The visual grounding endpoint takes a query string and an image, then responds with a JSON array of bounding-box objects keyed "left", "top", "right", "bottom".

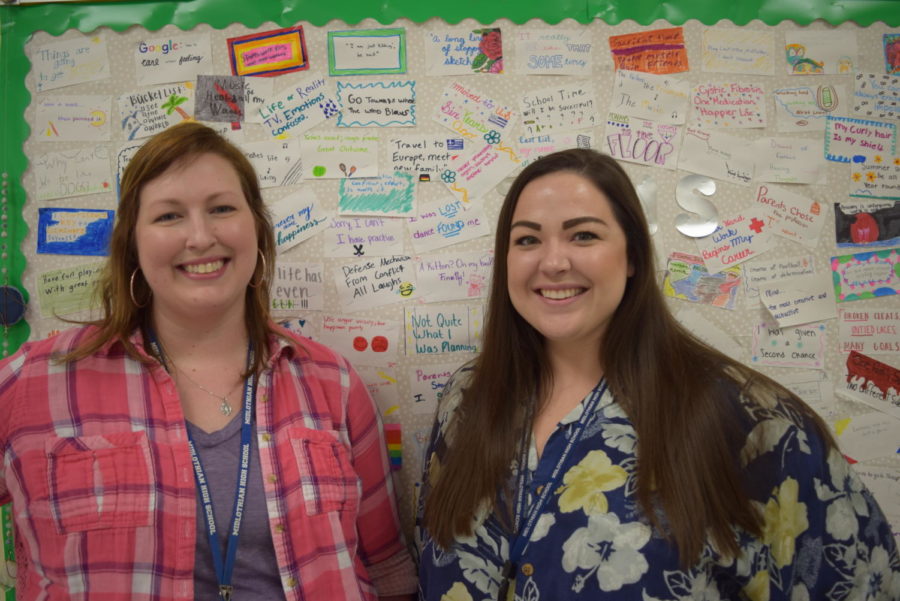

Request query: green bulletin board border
[{"left": 1, "top": 0, "right": 899, "bottom": 353}]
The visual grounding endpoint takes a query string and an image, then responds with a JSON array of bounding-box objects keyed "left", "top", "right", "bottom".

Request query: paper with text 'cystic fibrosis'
[
  {"left": 333, "top": 255, "right": 416, "bottom": 311},
  {"left": 753, "top": 137, "right": 827, "bottom": 183},
  {"left": 433, "top": 82, "right": 517, "bottom": 141},
  {"left": 677, "top": 127, "right": 754, "bottom": 186},
  {"left": 511, "top": 29, "right": 592, "bottom": 77},
  {"left": 33, "top": 34, "right": 110, "bottom": 93},
  {"left": 408, "top": 361, "right": 462, "bottom": 416},
  {"left": 519, "top": 81, "right": 597, "bottom": 138},
  {"left": 117, "top": 82, "right": 194, "bottom": 140},
  {"left": 408, "top": 198, "right": 489, "bottom": 253},
  {"left": 271, "top": 261, "right": 323, "bottom": 314},
  {"left": 753, "top": 185, "right": 827, "bottom": 248},
  {"left": 842, "top": 351, "right": 900, "bottom": 419},
  {"left": 319, "top": 314, "right": 401, "bottom": 366},
  {"left": 33, "top": 147, "right": 112, "bottom": 202},
  {"left": 260, "top": 76, "right": 339, "bottom": 138},
  {"left": 751, "top": 317, "right": 826, "bottom": 370},
  {"left": 339, "top": 172, "right": 415, "bottom": 217},
  {"left": 37, "top": 208, "right": 114, "bottom": 257},
  {"left": 414, "top": 250, "right": 494, "bottom": 304},
  {"left": 604, "top": 113, "right": 681, "bottom": 170},
  {"left": 610, "top": 69, "right": 690, "bottom": 125},
  {"left": 784, "top": 30, "right": 857, "bottom": 75},
  {"left": 324, "top": 216, "right": 404, "bottom": 258},
  {"left": 839, "top": 308, "right": 900, "bottom": 355},
  {"left": 270, "top": 189, "right": 329, "bottom": 253},
  {"left": 388, "top": 134, "right": 467, "bottom": 181},
  {"left": 831, "top": 248, "right": 900, "bottom": 303},
  {"left": 824, "top": 116, "right": 897, "bottom": 163},
  {"left": 695, "top": 206, "right": 774, "bottom": 274},
  {"left": 700, "top": 29, "right": 775, "bottom": 75},
  {"left": 662, "top": 252, "right": 741, "bottom": 311},
  {"left": 37, "top": 262, "right": 104, "bottom": 318},
  {"left": 773, "top": 85, "right": 848, "bottom": 133},
  {"left": 761, "top": 273, "right": 837, "bottom": 328},
  {"left": 835, "top": 201, "right": 900, "bottom": 250},
  {"left": 242, "top": 139, "right": 303, "bottom": 188},
  {"left": 337, "top": 81, "right": 415, "bottom": 127},
  {"left": 741, "top": 254, "right": 815, "bottom": 300},
  {"left": 405, "top": 305, "right": 483, "bottom": 356},
  {"left": 301, "top": 132, "right": 379, "bottom": 179},
  {"left": 134, "top": 33, "right": 211, "bottom": 87},
  {"left": 35, "top": 95, "right": 111, "bottom": 142},
  {"left": 691, "top": 82, "right": 766, "bottom": 129}
]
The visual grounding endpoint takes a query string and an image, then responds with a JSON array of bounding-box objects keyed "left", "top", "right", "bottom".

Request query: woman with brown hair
[
  {"left": 416, "top": 149, "right": 898, "bottom": 600},
  {"left": 0, "top": 122, "right": 415, "bottom": 601}
]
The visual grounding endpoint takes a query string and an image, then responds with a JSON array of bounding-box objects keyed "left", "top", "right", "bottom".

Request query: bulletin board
[{"left": 1, "top": 0, "right": 899, "bottom": 554}]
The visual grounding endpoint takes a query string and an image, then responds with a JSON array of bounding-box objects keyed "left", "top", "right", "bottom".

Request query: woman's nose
[
  {"left": 185, "top": 215, "right": 216, "bottom": 249},
  {"left": 540, "top": 240, "right": 570, "bottom": 273}
]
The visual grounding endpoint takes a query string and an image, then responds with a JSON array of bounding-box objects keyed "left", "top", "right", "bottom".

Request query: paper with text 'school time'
[
  {"left": 408, "top": 362, "right": 462, "bottom": 416},
  {"left": 441, "top": 143, "right": 521, "bottom": 204},
  {"left": 339, "top": 172, "right": 415, "bottom": 217},
  {"left": 408, "top": 197, "right": 490, "bottom": 253},
  {"left": 511, "top": 29, "right": 592, "bottom": 77},
  {"left": 517, "top": 131, "right": 596, "bottom": 167},
  {"left": 773, "top": 85, "right": 847, "bottom": 133},
  {"left": 753, "top": 137, "right": 827, "bottom": 184},
  {"left": 751, "top": 317, "right": 826, "bottom": 370},
  {"left": 117, "top": 83, "right": 195, "bottom": 140},
  {"left": 519, "top": 81, "right": 598, "bottom": 137},
  {"left": 662, "top": 252, "right": 741, "bottom": 310},
  {"left": 831, "top": 248, "right": 900, "bottom": 303},
  {"left": 825, "top": 116, "right": 897, "bottom": 163},
  {"left": 610, "top": 70, "right": 690, "bottom": 125},
  {"left": 242, "top": 139, "right": 303, "bottom": 188},
  {"left": 761, "top": 273, "right": 837, "bottom": 328},
  {"left": 33, "top": 34, "right": 109, "bottom": 93},
  {"left": 320, "top": 314, "right": 401, "bottom": 365},
  {"left": 301, "top": 132, "right": 378, "bottom": 179},
  {"left": 37, "top": 208, "right": 114, "bottom": 257},
  {"left": 259, "top": 76, "right": 339, "bottom": 138},
  {"left": 696, "top": 206, "right": 774, "bottom": 274},
  {"left": 388, "top": 134, "right": 467, "bottom": 181},
  {"left": 742, "top": 254, "right": 815, "bottom": 301},
  {"left": 333, "top": 255, "right": 416, "bottom": 312},
  {"left": 677, "top": 127, "right": 754, "bottom": 186},
  {"left": 604, "top": 113, "right": 681, "bottom": 170},
  {"left": 37, "top": 262, "right": 104, "bottom": 318},
  {"left": 35, "top": 95, "right": 111, "bottom": 142},
  {"left": 839, "top": 308, "right": 900, "bottom": 355},
  {"left": 133, "top": 33, "right": 211, "bottom": 87},
  {"left": 853, "top": 73, "right": 900, "bottom": 121},
  {"left": 270, "top": 261, "right": 324, "bottom": 314},
  {"left": 327, "top": 28, "right": 406, "bottom": 76},
  {"left": 701, "top": 29, "right": 775, "bottom": 75},
  {"left": 424, "top": 28, "right": 504, "bottom": 76},
  {"left": 433, "top": 82, "right": 517, "bottom": 142},
  {"left": 753, "top": 185, "right": 827, "bottom": 248},
  {"left": 784, "top": 30, "right": 857, "bottom": 75},
  {"left": 835, "top": 201, "right": 900, "bottom": 250},
  {"left": 269, "top": 189, "right": 329, "bottom": 253},
  {"left": 691, "top": 82, "right": 766, "bottom": 128},
  {"left": 33, "top": 146, "right": 112, "bottom": 202},
  {"left": 324, "top": 216, "right": 404, "bottom": 258},
  {"left": 608, "top": 27, "right": 688, "bottom": 75},
  {"left": 848, "top": 156, "right": 900, "bottom": 201},
  {"left": 842, "top": 350, "right": 900, "bottom": 419},
  {"left": 337, "top": 81, "right": 415, "bottom": 127},
  {"left": 405, "top": 304, "right": 483, "bottom": 355},
  {"left": 414, "top": 250, "right": 494, "bottom": 304}
]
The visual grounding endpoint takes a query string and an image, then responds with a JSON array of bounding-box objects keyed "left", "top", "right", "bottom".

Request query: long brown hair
[
  {"left": 423, "top": 149, "right": 835, "bottom": 565},
  {"left": 62, "top": 121, "right": 277, "bottom": 376}
]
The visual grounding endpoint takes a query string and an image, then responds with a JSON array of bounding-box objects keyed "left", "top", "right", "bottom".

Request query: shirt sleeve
[
  {"left": 0, "top": 346, "right": 28, "bottom": 506},
  {"left": 343, "top": 359, "right": 417, "bottom": 596}
]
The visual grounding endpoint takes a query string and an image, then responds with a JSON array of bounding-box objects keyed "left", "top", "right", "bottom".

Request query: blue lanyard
[
  {"left": 148, "top": 332, "right": 256, "bottom": 601},
  {"left": 500, "top": 379, "right": 608, "bottom": 594}
]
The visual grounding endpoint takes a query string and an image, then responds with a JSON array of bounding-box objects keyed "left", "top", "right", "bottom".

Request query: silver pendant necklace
[{"left": 173, "top": 363, "right": 239, "bottom": 416}]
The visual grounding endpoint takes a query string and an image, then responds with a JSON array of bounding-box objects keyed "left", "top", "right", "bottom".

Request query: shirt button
[
  {"left": 261, "top": 433, "right": 272, "bottom": 442},
  {"left": 275, "top": 523, "right": 285, "bottom": 533},
  {"left": 268, "top": 474, "right": 277, "bottom": 483},
  {"left": 521, "top": 563, "right": 534, "bottom": 576},
  {"left": 259, "top": 393, "right": 269, "bottom": 403},
  {"left": 286, "top": 577, "right": 297, "bottom": 588}
]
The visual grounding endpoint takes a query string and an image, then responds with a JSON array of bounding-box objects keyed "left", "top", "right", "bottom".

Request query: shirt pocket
[
  {"left": 44, "top": 431, "right": 156, "bottom": 534},
  {"left": 288, "top": 427, "right": 360, "bottom": 515}
]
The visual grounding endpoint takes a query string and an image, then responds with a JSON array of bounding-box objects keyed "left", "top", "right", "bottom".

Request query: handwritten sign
[
  {"left": 271, "top": 261, "right": 324, "bottom": 314},
  {"left": 37, "top": 262, "right": 104, "bottom": 317},
  {"left": 696, "top": 206, "right": 774, "bottom": 273},
  {"left": 407, "top": 362, "right": 460, "bottom": 415},
  {"left": 388, "top": 134, "right": 467, "bottom": 181},
  {"left": 441, "top": 143, "right": 521, "bottom": 204},
  {"left": 781, "top": 371, "right": 837, "bottom": 419},
  {"left": 434, "top": 82, "right": 517, "bottom": 141},
  {"left": 414, "top": 250, "right": 494, "bottom": 303},
  {"left": 302, "top": 132, "right": 378, "bottom": 179},
  {"left": 33, "top": 147, "right": 111, "bottom": 202},
  {"left": 337, "top": 81, "right": 415, "bottom": 127},
  {"left": 662, "top": 252, "right": 741, "bottom": 310},
  {"left": 242, "top": 139, "right": 303, "bottom": 188},
  {"left": 260, "top": 76, "right": 339, "bottom": 138},
  {"left": 425, "top": 28, "right": 503, "bottom": 75},
  {"left": 785, "top": 30, "right": 856, "bottom": 75},
  {"left": 773, "top": 85, "right": 847, "bottom": 132},
  {"left": 692, "top": 82, "right": 766, "bottom": 128},
  {"left": 33, "top": 34, "right": 109, "bottom": 92},
  {"left": 742, "top": 254, "right": 815, "bottom": 300},
  {"left": 611, "top": 70, "right": 690, "bottom": 124},
  {"left": 754, "top": 185, "right": 827, "bottom": 247},
  {"left": 604, "top": 113, "right": 681, "bottom": 169},
  {"left": 227, "top": 26, "right": 309, "bottom": 77},
  {"left": 842, "top": 351, "right": 900, "bottom": 419},
  {"left": 37, "top": 208, "right": 114, "bottom": 256},
  {"left": 408, "top": 198, "right": 489, "bottom": 253},
  {"left": 117, "top": 82, "right": 194, "bottom": 140},
  {"left": 35, "top": 95, "right": 111, "bottom": 141},
  {"left": 339, "top": 172, "right": 415, "bottom": 217},
  {"left": 517, "top": 131, "right": 595, "bottom": 167},
  {"left": 751, "top": 318, "right": 826, "bottom": 369},
  {"left": 195, "top": 75, "right": 245, "bottom": 124},
  {"left": 835, "top": 201, "right": 900, "bottom": 249},
  {"left": 853, "top": 73, "right": 900, "bottom": 121},
  {"left": 753, "top": 137, "right": 827, "bottom": 183},
  {"left": 760, "top": 274, "right": 836, "bottom": 327},
  {"left": 701, "top": 29, "right": 774, "bottom": 75},
  {"left": 848, "top": 155, "right": 900, "bottom": 200},
  {"left": 328, "top": 28, "right": 406, "bottom": 75},
  {"left": 270, "top": 189, "right": 328, "bottom": 253},
  {"left": 333, "top": 255, "right": 416, "bottom": 311},
  {"left": 831, "top": 248, "right": 900, "bottom": 303},
  {"left": 678, "top": 127, "right": 753, "bottom": 185},
  {"left": 405, "top": 305, "right": 483, "bottom": 355},
  {"left": 825, "top": 116, "right": 897, "bottom": 163},
  {"left": 839, "top": 308, "right": 900, "bottom": 355},
  {"left": 519, "top": 81, "right": 598, "bottom": 137},
  {"left": 608, "top": 27, "right": 688, "bottom": 74},
  {"left": 320, "top": 314, "right": 400, "bottom": 364},
  {"left": 834, "top": 411, "right": 900, "bottom": 462},
  {"left": 278, "top": 316, "right": 320, "bottom": 341},
  {"left": 356, "top": 364, "right": 400, "bottom": 417},
  {"left": 325, "top": 216, "right": 404, "bottom": 258},
  {"left": 512, "top": 29, "right": 592, "bottom": 76},
  {"left": 134, "top": 33, "right": 211, "bottom": 87}
]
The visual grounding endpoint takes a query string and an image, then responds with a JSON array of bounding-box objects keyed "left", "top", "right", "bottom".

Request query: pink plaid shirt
[{"left": 0, "top": 325, "right": 416, "bottom": 600}]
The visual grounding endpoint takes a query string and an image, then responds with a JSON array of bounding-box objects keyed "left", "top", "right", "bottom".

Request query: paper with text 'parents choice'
[
  {"left": 753, "top": 185, "right": 827, "bottom": 248},
  {"left": 408, "top": 361, "right": 463, "bottom": 416},
  {"left": 761, "top": 273, "right": 836, "bottom": 328}
]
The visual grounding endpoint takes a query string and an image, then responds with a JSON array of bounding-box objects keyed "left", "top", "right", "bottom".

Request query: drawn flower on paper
[
  {"left": 441, "top": 170, "right": 457, "bottom": 184},
  {"left": 874, "top": 155, "right": 883, "bottom": 163},
  {"left": 852, "top": 172, "right": 862, "bottom": 182},
  {"left": 866, "top": 171, "right": 878, "bottom": 182},
  {"left": 557, "top": 449, "right": 627, "bottom": 515},
  {"left": 160, "top": 94, "right": 190, "bottom": 120},
  {"left": 760, "top": 477, "right": 808, "bottom": 567},
  {"left": 471, "top": 28, "right": 503, "bottom": 74},
  {"left": 483, "top": 130, "right": 501, "bottom": 145}
]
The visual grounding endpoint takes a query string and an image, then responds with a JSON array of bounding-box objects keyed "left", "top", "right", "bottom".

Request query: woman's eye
[
  {"left": 513, "top": 235, "right": 539, "bottom": 247},
  {"left": 573, "top": 231, "right": 599, "bottom": 242},
  {"left": 211, "top": 205, "right": 236, "bottom": 215},
  {"left": 153, "top": 212, "right": 179, "bottom": 223}
]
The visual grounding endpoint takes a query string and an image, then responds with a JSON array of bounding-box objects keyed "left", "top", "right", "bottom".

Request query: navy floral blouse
[{"left": 415, "top": 367, "right": 900, "bottom": 601}]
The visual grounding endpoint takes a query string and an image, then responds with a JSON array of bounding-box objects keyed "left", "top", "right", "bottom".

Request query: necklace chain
[{"left": 172, "top": 361, "right": 241, "bottom": 417}]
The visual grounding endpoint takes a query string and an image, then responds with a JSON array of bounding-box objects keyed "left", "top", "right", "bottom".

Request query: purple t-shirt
[{"left": 187, "top": 416, "right": 286, "bottom": 600}]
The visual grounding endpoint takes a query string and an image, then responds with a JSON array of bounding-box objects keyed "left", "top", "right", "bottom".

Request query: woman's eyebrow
[
  {"left": 510, "top": 220, "right": 541, "bottom": 230},
  {"left": 562, "top": 216, "right": 606, "bottom": 229}
]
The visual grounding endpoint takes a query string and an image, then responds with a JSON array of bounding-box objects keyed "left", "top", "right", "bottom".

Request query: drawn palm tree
[{"left": 161, "top": 94, "right": 190, "bottom": 120}]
